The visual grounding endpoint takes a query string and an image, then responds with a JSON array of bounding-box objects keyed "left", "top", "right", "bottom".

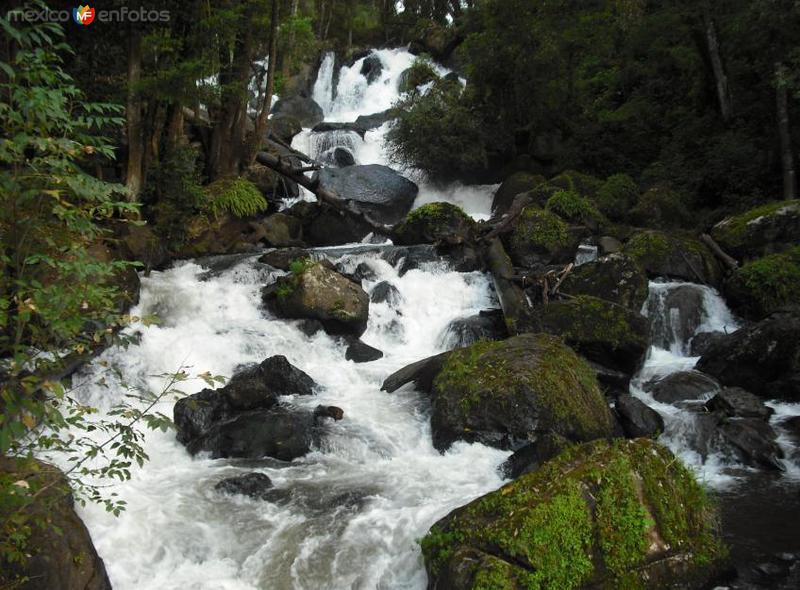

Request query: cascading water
[
  {"left": 62, "top": 249, "right": 508, "bottom": 589},
  {"left": 293, "top": 49, "right": 498, "bottom": 220}
]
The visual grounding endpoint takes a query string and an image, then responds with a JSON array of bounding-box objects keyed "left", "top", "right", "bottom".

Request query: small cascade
[
  {"left": 574, "top": 244, "right": 598, "bottom": 266},
  {"left": 311, "top": 52, "right": 336, "bottom": 114},
  {"left": 295, "top": 129, "right": 363, "bottom": 165}
]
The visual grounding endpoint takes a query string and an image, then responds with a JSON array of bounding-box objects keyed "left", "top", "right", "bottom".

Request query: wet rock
[
  {"left": 690, "top": 331, "right": 729, "bottom": 357},
  {"left": 615, "top": 394, "right": 665, "bottom": 438},
  {"left": 491, "top": 171, "right": 546, "bottom": 215},
  {"left": 645, "top": 284, "right": 706, "bottom": 351},
  {"left": 644, "top": 370, "right": 721, "bottom": 404},
  {"left": 437, "top": 309, "right": 508, "bottom": 349},
  {"left": 360, "top": 53, "right": 383, "bottom": 83},
  {"left": 381, "top": 351, "right": 451, "bottom": 394},
  {"left": 381, "top": 244, "right": 439, "bottom": 275},
  {"left": 344, "top": 338, "right": 383, "bottom": 363},
  {"left": 538, "top": 295, "right": 650, "bottom": 376},
  {"left": 333, "top": 147, "right": 355, "bottom": 167},
  {"left": 311, "top": 121, "right": 366, "bottom": 136},
  {"left": 354, "top": 108, "right": 400, "bottom": 130},
  {"left": 392, "top": 202, "right": 476, "bottom": 246},
  {"left": 244, "top": 162, "right": 300, "bottom": 201},
  {"left": 269, "top": 114, "right": 302, "bottom": 142},
  {"left": 598, "top": 235, "right": 623, "bottom": 254},
  {"left": 300, "top": 202, "right": 379, "bottom": 246},
  {"left": 623, "top": 230, "right": 722, "bottom": 286},
  {"left": 215, "top": 473, "right": 273, "bottom": 499},
  {"left": 370, "top": 281, "right": 402, "bottom": 305},
  {"left": 258, "top": 247, "right": 310, "bottom": 271},
  {"left": 718, "top": 418, "right": 784, "bottom": 471},
  {"left": 723, "top": 248, "right": 800, "bottom": 320},
  {"left": 711, "top": 199, "right": 800, "bottom": 259},
  {"left": 588, "top": 360, "right": 632, "bottom": 398},
  {"left": 503, "top": 206, "right": 577, "bottom": 268},
  {"left": 499, "top": 433, "right": 569, "bottom": 479},
  {"left": 263, "top": 261, "right": 370, "bottom": 336},
  {"left": 314, "top": 405, "right": 345, "bottom": 421},
  {"left": 297, "top": 318, "right": 325, "bottom": 337},
  {"left": 0, "top": 458, "right": 113, "bottom": 590},
  {"left": 315, "top": 164, "right": 418, "bottom": 225},
  {"left": 560, "top": 253, "right": 648, "bottom": 311},
  {"left": 696, "top": 308, "right": 800, "bottom": 401},
  {"left": 188, "top": 407, "right": 316, "bottom": 460},
  {"left": 422, "top": 439, "right": 727, "bottom": 590},
  {"left": 430, "top": 334, "right": 617, "bottom": 451},
  {"left": 628, "top": 186, "right": 694, "bottom": 230},
  {"left": 271, "top": 95, "right": 324, "bottom": 128},
  {"left": 351, "top": 261, "right": 376, "bottom": 281},
  {"left": 259, "top": 213, "right": 304, "bottom": 247},
  {"left": 706, "top": 387, "right": 774, "bottom": 420}
]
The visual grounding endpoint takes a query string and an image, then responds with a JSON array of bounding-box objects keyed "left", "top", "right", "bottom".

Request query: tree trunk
[
  {"left": 282, "top": 0, "right": 300, "bottom": 79},
  {"left": 776, "top": 63, "right": 798, "bottom": 200},
  {"left": 704, "top": 14, "right": 732, "bottom": 122},
  {"left": 125, "top": 29, "right": 144, "bottom": 202},
  {"left": 250, "top": 0, "right": 280, "bottom": 165}
]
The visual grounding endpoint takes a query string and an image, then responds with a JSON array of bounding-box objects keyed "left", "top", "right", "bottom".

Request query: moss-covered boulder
[
  {"left": 430, "top": 334, "right": 617, "bottom": 451},
  {"left": 398, "top": 60, "right": 440, "bottom": 92},
  {"left": 263, "top": 259, "right": 370, "bottom": 336},
  {"left": 595, "top": 173, "right": 640, "bottom": 221},
  {"left": 421, "top": 439, "right": 726, "bottom": 590},
  {"left": 549, "top": 169, "right": 603, "bottom": 197},
  {"left": 710, "top": 199, "right": 800, "bottom": 259},
  {"left": 623, "top": 230, "right": 722, "bottom": 286},
  {"left": 539, "top": 295, "right": 650, "bottom": 376},
  {"left": 393, "top": 202, "right": 475, "bottom": 245},
  {"left": 560, "top": 253, "right": 649, "bottom": 311},
  {"left": 723, "top": 246, "right": 800, "bottom": 319},
  {"left": 545, "top": 190, "right": 605, "bottom": 232},
  {"left": 504, "top": 206, "right": 576, "bottom": 268},
  {"left": 628, "top": 186, "right": 694, "bottom": 230},
  {"left": 492, "top": 172, "right": 546, "bottom": 215},
  {"left": 258, "top": 212, "right": 304, "bottom": 247}
]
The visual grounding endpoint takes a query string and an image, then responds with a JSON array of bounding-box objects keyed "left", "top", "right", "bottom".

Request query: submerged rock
[
  {"left": 344, "top": 338, "right": 383, "bottom": 363},
  {"left": 437, "top": 309, "right": 507, "bottom": 349},
  {"left": 430, "top": 333, "right": 617, "bottom": 451},
  {"left": 717, "top": 418, "right": 784, "bottom": 471},
  {"left": 421, "top": 439, "right": 727, "bottom": 590},
  {"left": 215, "top": 473, "right": 273, "bottom": 499},
  {"left": 360, "top": 53, "right": 383, "bottom": 83},
  {"left": 315, "top": 165, "right": 418, "bottom": 225},
  {"left": 696, "top": 308, "right": 800, "bottom": 401},
  {"left": 560, "top": 253, "right": 648, "bottom": 311},
  {"left": 538, "top": 295, "right": 650, "bottom": 376},
  {"left": 370, "top": 281, "right": 402, "bottom": 305},
  {"left": 645, "top": 283, "right": 707, "bottom": 351},
  {"left": 381, "top": 351, "right": 451, "bottom": 394},
  {"left": 499, "top": 433, "right": 569, "bottom": 479},
  {"left": 615, "top": 394, "right": 665, "bottom": 438},
  {"left": 706, "top": 387, "right": 774, "bottom": 421},
  {"left": 263, "top": 261, "right": 370, "bottom": 336}
]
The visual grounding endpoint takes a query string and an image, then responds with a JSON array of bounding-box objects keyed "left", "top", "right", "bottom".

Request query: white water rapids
[{"left": 55, "top": 49, "right": 800, "bottom": 588}]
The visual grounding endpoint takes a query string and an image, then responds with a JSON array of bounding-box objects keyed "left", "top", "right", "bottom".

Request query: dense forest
[{"left": 2, "top": 1, "right": 800, "bottom": 588}]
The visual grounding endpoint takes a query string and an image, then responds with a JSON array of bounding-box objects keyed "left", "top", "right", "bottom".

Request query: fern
[{"left": 204, "top": 177, "right": 268, "bottom": 218}]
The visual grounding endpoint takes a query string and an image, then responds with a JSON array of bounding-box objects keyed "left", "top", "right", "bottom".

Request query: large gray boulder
[
  {"left": 315, "top": 164, "right": 418, "bottom": 225},
  {"left": 271, "top": 95, "right": 324, "bottom": 128}
]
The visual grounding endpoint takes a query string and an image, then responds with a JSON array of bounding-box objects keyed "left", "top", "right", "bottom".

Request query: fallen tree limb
[
  {"left": 480, "top": 193, "right": 533, "bottom": 242},
  {"left": 700, "top": 233, "right": 739, "bottom": 272},
  {"left": 255, "top": 151, "right": 391, "bottom": 235},
  {"left": 483, "top": 237, "right": 534, "bottom": 335}
]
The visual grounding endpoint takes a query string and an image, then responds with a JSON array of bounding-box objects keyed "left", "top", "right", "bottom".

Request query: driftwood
[
  {"left": 700, "top": 233, "right": 739, "bottom": 271},
  {"left": 481, "top": 193, "right": 533, "bottom": 242},
  {"left": 254, "top": 150, "right": 390, "bottom": 235},
  {"left": 484, "top": 238, "right": 533, "bottom": 334}
]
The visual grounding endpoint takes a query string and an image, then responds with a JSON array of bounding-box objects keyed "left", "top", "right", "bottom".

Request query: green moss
[
  {"left": 472, "top": 555, "right": 518, "bottom": 590},
  {"left": 542, "top": 295, "right": 646, "bottom": 350},
  {"left": 728, "top": 246, "right": 800, "bottom": 317},
  {"left": 510, "top": 207, "right": 569, "bottom": 254},
  {"left": 713, "top": 200, "right": 800, "bottom": 249},
  {"left": 405, "top": 201, "right": 470, "bottom": 225},
  {"left": 596, "top": 173, "right": 639, "bottom": 220},
  {"left": 433, "top": 334, "right": 610, "bottom": 439},
  {"left": 204, "top": 177, "right": 268, "bottom": 219},
  {"left": 549, "top": 170, "right": 603, "bottom": 197},
  {"left": 545, "top": 190, "right": 601, "bottom": 223},
  {"left": 623, "top": 230, "right": 671, "bottom": 264},
  {"left": 276, "top": 258, "right": 316, "bottom": 299},
  {"left": 422, "top": 439, "right": 726, "bottom": 589},
  {"left": 628, "top": 186, "right": 693, "bottom": 229},
  {"left": 395, "top": 201, "right": 474, "bottom": 244}
]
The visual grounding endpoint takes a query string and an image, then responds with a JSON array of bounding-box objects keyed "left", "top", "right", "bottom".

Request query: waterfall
[{"left": 311, "top": 52, "right": 336, "bottom": 114}]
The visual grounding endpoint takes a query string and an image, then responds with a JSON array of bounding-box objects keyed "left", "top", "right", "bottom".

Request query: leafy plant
[{"left": 204, "top": 177, "right": 268, "bottom": 219}]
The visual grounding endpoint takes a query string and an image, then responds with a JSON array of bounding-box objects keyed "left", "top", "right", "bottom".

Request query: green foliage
[
  {"left": 386, "top": 79, "right": 491, "bottom": 182},
  {"left": 276, "top": 258, "right": 316, "bottom": 299},
  {"left": 596, "top": 174, "right": 639, "bottom": 220},
  {"left": 629, "top": 186, "right": 694, "bottom": 229},
  {"left": 204, "top": 177, "right": 268, "bottom": 219},
  {"left": 400, "top": 58, "right": 440, "bottom": 92},
  {"left": 727, "top": 247, "right": 800, "bottom": 318},
  {"left": 421, "top": 439, "right": 726, "bottom": 589}
]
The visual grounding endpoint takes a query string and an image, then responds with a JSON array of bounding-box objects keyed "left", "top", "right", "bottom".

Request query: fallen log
[
  {"left": 700, "top": 233, "right": 739, "bottom": 272},
  {"left": 484, "top": 237, "right": 535, "bottom": 335}
]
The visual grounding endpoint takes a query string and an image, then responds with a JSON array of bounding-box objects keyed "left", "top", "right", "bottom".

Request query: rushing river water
[{"left": 57, "top": 48, "right": 800, "bottom": 589}]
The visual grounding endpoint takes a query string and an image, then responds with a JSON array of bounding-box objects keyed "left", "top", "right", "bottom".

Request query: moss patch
[
  {"left": 509, "top": 207, "right": 569, "bottom": 254},
  {"left": 422, "top": 439, "right": 726, "bottom": 589},
  {"left": 549, "top": 170, "right": 603, "bottom": 197},
  {"left": 545, "top": 190, "right": 602, "bottom": 224},
  {"left": 726, "top": 246, "right": 800, "bottom": 318},
  {"left": 394, "top": 202, "right": 474, "bottom": 245},
  {"left": 596, "top": 173, "right": 639, "bottom": 220}
]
